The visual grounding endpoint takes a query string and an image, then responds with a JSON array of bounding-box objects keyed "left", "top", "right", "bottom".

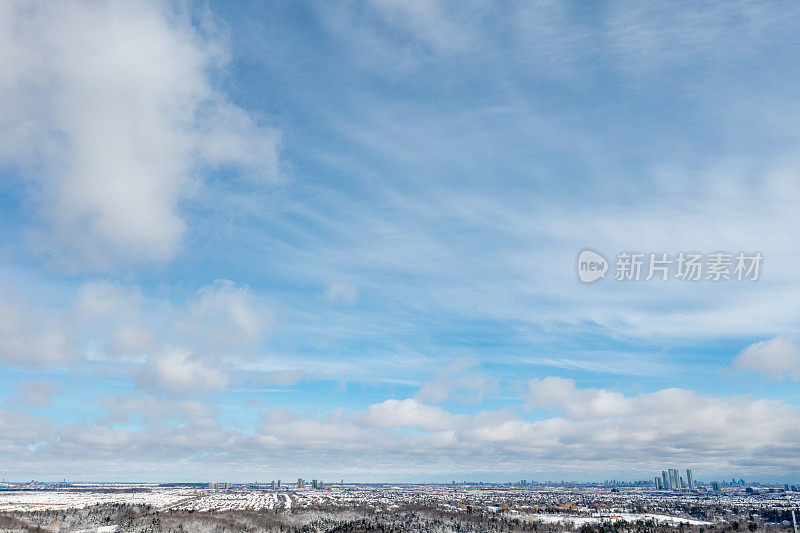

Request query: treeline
[{"left": 1, "top": 504, "right": 795, "bottom": 533}]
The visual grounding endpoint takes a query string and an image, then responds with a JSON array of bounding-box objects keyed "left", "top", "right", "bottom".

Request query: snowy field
[
  {"left": 0, "top": 486, "right": 196, "bottom": 512},
  {"left": 0, "top": 486, "right": 356, "bottom": 512}
]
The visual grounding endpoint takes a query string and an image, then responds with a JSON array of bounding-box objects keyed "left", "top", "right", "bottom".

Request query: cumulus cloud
[
  {"left": 360, "top": 398, "right": 457, "bottom": 430},
  {"left": 520, "top": 379, "right": 800, "bottom": 472},
  {"left": 732, "top": 337, "right": 800, "bottom": 381},
  {"left": 75, "top": 278, "right": 273, "bottom": 359},
  {"left": 525, "top": 376, "right": 576, "bottom": 408},
  {"left": 4, "top": 380, "right": 800, "bottom": 479},
  {"left": 138, "top": 348, "right": 229, "bottom": 394},
  {"left": 0, "top": 277, "right": 271, "bottom": 396},
  {"left": 81, "top": 278, "right": 273, "bottom": 392},
  {"left": 7, "top": 378, "right": 61, "bottom": 409},
  {"left": 184, "top": 279, "right": 274, "bottom": 349},
  {"left": 0, "top": 0, "right": 280, "bottom": 269},
  {"left": 526, "top": 377, "right": 640, "bottom": 419}
]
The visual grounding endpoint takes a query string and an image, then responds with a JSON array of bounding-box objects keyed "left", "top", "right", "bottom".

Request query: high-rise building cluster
[
  {"left": 294, "top": 478, "right": 324, "bottom": 489},
  {"left": 654, "top": 468, "right": 694, "bottom": 490}
]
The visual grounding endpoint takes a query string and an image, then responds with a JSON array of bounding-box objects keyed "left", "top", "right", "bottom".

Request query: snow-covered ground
[
  {"left": 0, "top": 487, "right": 195, "bottom": 512},
  {"left": 525, "top": 513, "right": 711, "bottom": 526},
  {"left": 0, "top": 482, "right": 780, "bottom": 526}
]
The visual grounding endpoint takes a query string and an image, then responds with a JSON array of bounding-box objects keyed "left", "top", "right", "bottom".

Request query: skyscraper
[
  {"left": 655, "top": 477, "right": 662, "bottom": 489},
  {"left": 687, "top": 469, "right": 694, "bottom": 490},
  {"left": 662, "top": 471, "right": 669, "bottom": 490},
  {"left": 668, "top": 468, "right": 679, "bottom": 490}
]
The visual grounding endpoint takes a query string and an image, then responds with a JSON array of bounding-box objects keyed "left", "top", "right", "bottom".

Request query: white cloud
[
  {"left": 367, "top": 0, "right": 471, "bottom": 52},
  {"left": 526, "top": 377, "right": 633, "bottom": 419},
  {"left": 415, "top": 358, "right": 498, "bottom": 404},
  {"left": 324, "top": 281, "right": 359, "bottom": 304},
  {"left": 140, "top": 348, "right": 229, "bottom": 394},
  {"left": 525, "top": 376, "right": 575, "bottom": 408},
  {"left": 1, "top": 276, "right": 273, "bottom": 394},
  {"left": 76, "top": 280, "right": 143, "bottom": 321},
  {"left": 75, "top": 281, "right": 156, "bottom": 354},
  {"left": 185, "top": 279, "right": 274, "bottom": 349},
  {"left": 0, "top": 293, "right": 73, "bottom": 366},
  {"left": 75, "top": 278, "right": 273, "bottom": 358},
  {"left": 360, "top": 398, "right": 456, "bottom": 430},
  {"left": 4, "top": 380, "right": 800, "bottom": 479},
  {"left": 519, "top": 379, "right": 800, "bottom": 472},
  {"left": 0, "top": 1, "right": 280, "bottom": 269},
  {"left": 732, "top": 337, "right": 800, "bottom": 381},
  {"left": 73, "top": 278, "right": 273, "bottom": 391},
  {"left": 7, "top": 379, "right": 61, "bottom": 409}
]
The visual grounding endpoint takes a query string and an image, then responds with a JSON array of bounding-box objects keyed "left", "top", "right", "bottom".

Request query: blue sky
[{"left": 2, "top": 0, "right": 800, "bottom": 483}]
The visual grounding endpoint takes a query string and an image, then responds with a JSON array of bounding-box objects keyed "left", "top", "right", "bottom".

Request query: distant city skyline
[{"left": 3, "top": 472, "right": 798, "bottom": 486}]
